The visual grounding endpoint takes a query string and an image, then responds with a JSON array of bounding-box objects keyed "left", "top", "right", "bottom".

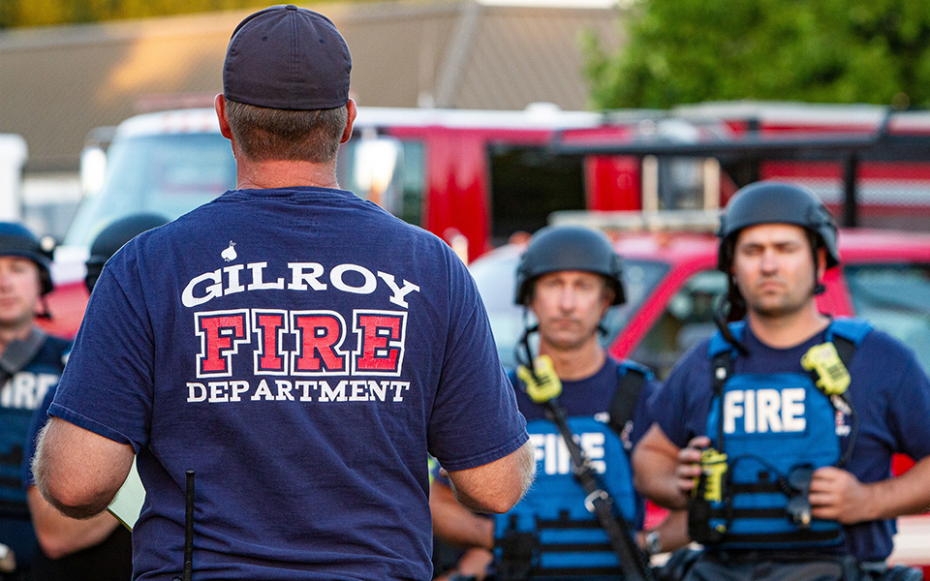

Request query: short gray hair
[{"left": 225, "top": 99, "right": 348, "bottom": 163}]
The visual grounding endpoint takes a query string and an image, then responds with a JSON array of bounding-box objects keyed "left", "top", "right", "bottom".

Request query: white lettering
[
  {"left": 182, "top": 265, "right": 418, "bottom": 309},
  {"left": 369, "top": 380, "right": 388, "bottom": 402},
  {"left": 757, "top": 389, "right": 782, "bottom": 432},
  {"left": 331, "top": 264, "right": 377, "bottom": 294},
  {"left": 723, "top": 391, "right": 744, "bottom": 434},
  {"left": 319, "top": 380, "right": 348, "bottom": 402},
  {"left": 230, "top": 381, "right": 250, "bottom": 402},
  {"left": 377, "top": 272, "right": 421, "bottom": 308},
  {"left": 275, "top": 380, "right": 294, "bottom": 401},
  {"left": 251, "top": 379, "right": 274, "bottom": 401},
  {"left": 208, "top": 381, "right": 229, "bottom": 402},
  {"left": 187, "top": 382, "right": 207, "bottom": 402},
  {"left": 288, "top": 263, "right": 328, "bottom": 291},
  {"left": 580, "top": 432, "right": 606, "bottom": 474},
  {"left": 782, "top": 388, "right": 807, "bottom": 432},
  {"left": 349, "top": 380, "right": 369, "bottom": 401},
  {"left": 247, "top": 262, "right": 285, "bottom": 291},
  {"left": 224, "top": 264, "right": 246, "bottom": 295},
  {"left": 390, "top": 381, "right": 409, "bottom": 402},
  {"left": 724, "top": 388, "right": 807, "bottom": 434},
  {"left": 182, "top": 269, "right": 223, "bottom": 307},
  {"left": 297, "top": 381, "right": 314, "bottom": 401},
  {"left": 744, "top": 390, "right": 756, "bottom": 434}
]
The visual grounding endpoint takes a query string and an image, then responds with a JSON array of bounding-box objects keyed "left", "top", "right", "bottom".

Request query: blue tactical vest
[
  {"left": 0, "top": 330, "right": 69, "bottom": 569},
  {"left": 691, "top": 318, "right": 870, "bottom": 550},
  {"left": 494, "top": 364, "right": 647, "bottom": 580}
]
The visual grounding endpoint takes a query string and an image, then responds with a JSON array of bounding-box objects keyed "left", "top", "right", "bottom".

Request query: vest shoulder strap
[
  {"left": 708, "top": 321, "right": 745, "bottom": 358},
  {"left": 607, "top": 362, "right": 651, "bottom": 437},
  {"left": 826, "top": 317, "right": 872, "bottom": 364}
]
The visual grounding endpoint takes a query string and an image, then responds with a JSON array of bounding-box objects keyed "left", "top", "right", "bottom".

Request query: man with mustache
[
  {"left": 633, "top": 182, "right": 930, "bottom": 580},
  {"left": 431, "top": 225, "right": 687, "bottom": 580}
]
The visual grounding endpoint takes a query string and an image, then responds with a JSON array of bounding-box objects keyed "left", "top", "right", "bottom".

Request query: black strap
[
  {"left": 542, "top": 399, "right": 653, "bottom": 581},
  {"left": 608, "top": 366, "right": 647, "bottom": 440},
  {"left": 716, "top": 529, "right": 843, "bottom": 544},
  {"left": 711, "top": 351, "right": 733, "bottom": 452}
]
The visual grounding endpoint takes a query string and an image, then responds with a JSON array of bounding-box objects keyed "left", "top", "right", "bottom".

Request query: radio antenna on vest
[{"left": 172, "top": 469, "right": 196, "bottom": 581}]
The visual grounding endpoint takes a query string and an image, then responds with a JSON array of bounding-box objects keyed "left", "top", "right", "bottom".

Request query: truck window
[
  {"left": 845, "top": 263, "right": 930, "bottom": 373},
  {"left": 338, "top": 137, "right": 425, "bottom": 227},
  {"left": 630, "top": 269, "right": 727, "bottom": 379},
  {"left": 488, "top": 146, "right": 586, "bottom": 246},
  {"left": 65, "top": 133, "right": 236, "bottom": 249}
]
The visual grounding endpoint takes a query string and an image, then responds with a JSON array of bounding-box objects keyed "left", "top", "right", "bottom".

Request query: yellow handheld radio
[
  {"left": 517, "top": 355, "right": 563, "bottom": 403},
  {"left": 801, "top": 342, "right": 851, "bottom": 396}
]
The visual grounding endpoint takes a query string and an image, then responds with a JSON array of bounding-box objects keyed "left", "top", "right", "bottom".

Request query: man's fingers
[{"left": 686, "top": 435, "right": 711, "bottom": 449}]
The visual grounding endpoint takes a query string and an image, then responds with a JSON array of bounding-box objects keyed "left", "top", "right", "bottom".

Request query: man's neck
[
  {"left": 747, "top": 303, "right": 830, "bottom": 349},
  {"left": 0, "top": 323, "right": 34, "bottom": 356},
  {"left": 539, "top": 338, "right": 606, "bottom": 381},
  {"left": 235, "top": 158, "right": 340, "bottom": 190}
]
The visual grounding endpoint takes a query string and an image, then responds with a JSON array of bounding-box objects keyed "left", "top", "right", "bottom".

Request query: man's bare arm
[
  {"left": 446, "top": 439, "right": 535, "bottom": 514},
  {"left": 632, "top": 425, "right": 708, "bottom": 510},
  {"left": 430, "top": 478, "right": 494, "bottom": 550},
  {"left": 26, "top": 486, "right": 121, "bottom": 559},
  {"left": 810, "top": 454, "right": 930, "bottom": 523},
  {"left": 33, "top": 417, "right": 135, "bottom": 519}
]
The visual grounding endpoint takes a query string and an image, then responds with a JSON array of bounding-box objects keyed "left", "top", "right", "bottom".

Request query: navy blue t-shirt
[
  {"left": 50, "top": 187, "right": 528, "bottom": 581},
  {"left": 651, "top": 320, "right": 930, "bottom": 561},
  {"left": 513, "top": 357, "right": 655, "bottom": 447}
]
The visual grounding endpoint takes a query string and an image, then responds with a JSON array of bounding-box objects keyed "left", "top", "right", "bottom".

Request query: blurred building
[{"left": 0, "top": 0, "right": 625, "bottom": 180}]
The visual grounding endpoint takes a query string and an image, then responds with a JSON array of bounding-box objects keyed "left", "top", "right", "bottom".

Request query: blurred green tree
[{"left": 583, "top": 0, "right": 930, "bottom": 109}]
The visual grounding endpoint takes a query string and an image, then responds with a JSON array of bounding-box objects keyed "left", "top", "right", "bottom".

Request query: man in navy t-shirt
[
  {"left": 31, "top": 6, "right": 533, "bottom": 581},
  {"left": 633, "top": 182, "right": 930, "bottom": 578},
  {"left": 430, "top": 226, "right": 688, "bottom": 580}
]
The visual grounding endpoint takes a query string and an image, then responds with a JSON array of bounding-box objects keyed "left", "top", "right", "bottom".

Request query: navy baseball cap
[{"left": 223, "top": 5, "right": 352, "bottom": 110}]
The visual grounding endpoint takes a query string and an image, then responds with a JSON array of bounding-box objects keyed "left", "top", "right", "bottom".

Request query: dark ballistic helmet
[
  {"left": 515, "top": 225, "right": 624, "bottom": 306},
  {"left": 0, "top": 222, "right": 54, "bottom": 295},
  {"left": 717, "top": 181, "right": 840, "bottom": 272},
  {"left": 86, "top": 213, "right": 169, "bottom": 293}
]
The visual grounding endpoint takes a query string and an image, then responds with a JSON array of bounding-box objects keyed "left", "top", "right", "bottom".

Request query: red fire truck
[{"left": 40, "top": 102, "right": 930, "bottom": 570}]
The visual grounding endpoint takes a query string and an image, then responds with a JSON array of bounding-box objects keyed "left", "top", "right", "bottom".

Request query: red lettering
[
  {"left": 196, "top": 311, "right": 249, "bottom": 376},
  {"left": 254, "top": 311, "right": 286, "bottom": 373},
  {"left": 292, "top": 313, "right": 346, "bottom": 373},
  {"left": 354, "top": 312, "right": 405, "bottom": 374}
]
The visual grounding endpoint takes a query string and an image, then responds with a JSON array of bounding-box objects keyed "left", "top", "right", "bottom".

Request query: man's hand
[
  {"left": 675, "top": 436, "right": 710, "bottom": 496},
  {"left": 809, "top": 466, "right": 876, "bottom": 524}
]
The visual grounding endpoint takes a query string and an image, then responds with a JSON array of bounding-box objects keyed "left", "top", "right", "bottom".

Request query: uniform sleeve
[
  {"left": 48, "top": 252, "right": 154, "bottom": 453},
  {"left": 426, "top": 252, "right": 528, "bottom": 472},
  {"left": 649, "top": 341, "right": 712, "bottom": 449},
  {"left": 883, "top": 339, "right": 930, "bottom": 461},
  {"left": 629, "top": 377, "right": 658, "bottom": 446}
]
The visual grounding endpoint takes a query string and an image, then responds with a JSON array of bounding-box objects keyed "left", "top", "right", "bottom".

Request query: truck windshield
[
  {"left": 64, "top": 133, "right": 236, "bottom": 248},
  {"left": 469, "top": 247, "right": 669, "bottom": 368}
]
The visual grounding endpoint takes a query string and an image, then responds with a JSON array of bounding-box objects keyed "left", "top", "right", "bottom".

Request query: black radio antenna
[{"left": 172, "top": 469, "right": 195, "bottom": 581}]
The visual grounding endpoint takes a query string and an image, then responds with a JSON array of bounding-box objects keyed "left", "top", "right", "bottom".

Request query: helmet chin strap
[{"left": 35, "top": 296, "right": 52, "bottom": 320}]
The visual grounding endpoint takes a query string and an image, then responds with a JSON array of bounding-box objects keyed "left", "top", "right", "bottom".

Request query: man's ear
[
  {"left": 215, "top": 94, "right": 233, "bottom": 140},
  {"left": 341, "top": 99, "right": 357, "bottom": 144},
  {"left": 816, "top": 247, "right": 827, "bottom": 280}
]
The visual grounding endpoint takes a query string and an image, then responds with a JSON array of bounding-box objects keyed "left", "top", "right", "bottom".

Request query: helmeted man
[
  {"left": 633, "top": 181, "right": 930, "bottom": 580},
  {"left": 0, "top": 222, "right": 70, "bottom": 579},
  {"left": 22, "top": 213, "right": 168, "bottom": 581},
  {"left": 31, "top": 6, "right": 533, "bottom": 580},
  {"left": 430, "top": 225, "right": 687, "bottom": 581}
]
